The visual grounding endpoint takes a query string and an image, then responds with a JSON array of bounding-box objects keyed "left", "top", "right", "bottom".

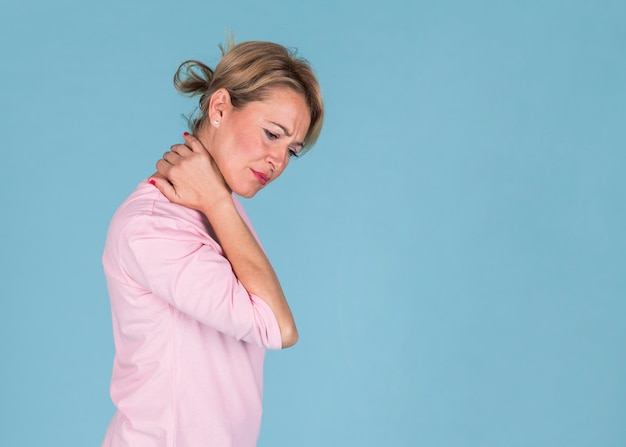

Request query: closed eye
[
  {"left": 265, "top": 129, "right": 300, "bottom": 158},
  {"left": 264, "top": 129, "right": 279, "bottom": 140}
]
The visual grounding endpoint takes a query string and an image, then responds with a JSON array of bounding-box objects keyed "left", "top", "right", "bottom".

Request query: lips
[{"left": 251, "top": 169, "right": 270, "bottom": 186}]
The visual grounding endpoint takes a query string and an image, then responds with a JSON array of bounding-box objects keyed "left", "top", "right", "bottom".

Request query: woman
[{"left": 101, "top": 40, "right": 324, "bottom": 446}]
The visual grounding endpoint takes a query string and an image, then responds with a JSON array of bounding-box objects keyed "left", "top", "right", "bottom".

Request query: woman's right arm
[{"left": 149, "top": 134, "right": 298, "bottom": 348}]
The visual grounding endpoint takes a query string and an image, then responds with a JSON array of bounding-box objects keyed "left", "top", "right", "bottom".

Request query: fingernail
[
  {"left": 149, "top": 179, "right": 156, "bottom": 185},
  {"left": 183, "top": 132, "right": 189, "bottom": 136}
]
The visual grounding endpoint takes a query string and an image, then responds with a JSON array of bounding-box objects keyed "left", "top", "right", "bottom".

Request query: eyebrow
[{"left": 270, "top": 121, "right": 305, "bottom": 147}]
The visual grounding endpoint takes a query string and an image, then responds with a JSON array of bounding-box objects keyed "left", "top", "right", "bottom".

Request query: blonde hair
[{"left": 174, "top": 40, "right": 324, "bottom": 153}]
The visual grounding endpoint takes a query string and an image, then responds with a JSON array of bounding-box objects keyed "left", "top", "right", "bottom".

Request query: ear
[{"left": 208, "top": 88, "right": 232, "bottom": 126}]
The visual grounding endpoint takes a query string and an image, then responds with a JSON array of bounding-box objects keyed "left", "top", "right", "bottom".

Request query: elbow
[{"left": 281, "top": 324, "right": 299, "bottom": 349}]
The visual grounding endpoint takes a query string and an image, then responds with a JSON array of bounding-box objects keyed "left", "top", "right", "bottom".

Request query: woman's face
[{"left": 209, "top": 87, "right": 311, "bottom": 198}]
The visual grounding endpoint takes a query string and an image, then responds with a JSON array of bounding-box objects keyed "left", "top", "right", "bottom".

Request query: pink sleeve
[{"left": 117, "top": 213, "right": 282, "bottom": 350}]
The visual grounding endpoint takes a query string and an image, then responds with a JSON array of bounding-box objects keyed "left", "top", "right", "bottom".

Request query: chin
[{"left": 233, "top": 187, "right": 259, "bottom": 199}]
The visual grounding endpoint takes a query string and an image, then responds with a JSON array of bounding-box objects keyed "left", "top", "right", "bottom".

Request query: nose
[{"left": 266, "top": 145, "right": 287, "bottom": 173}]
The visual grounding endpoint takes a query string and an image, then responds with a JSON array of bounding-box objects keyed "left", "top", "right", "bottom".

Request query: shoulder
[
  {"left": 105, "top": 181, "right": 219, "bottom": 253},
  {"left": 103, "top": 181, "right": 222, "bottom": 277},
  {"left": 110, "top": 181, "right": 205, "bottom": 231}
]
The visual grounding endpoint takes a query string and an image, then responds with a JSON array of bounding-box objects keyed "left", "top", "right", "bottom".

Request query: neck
[{"left": 193, "top": 122, "right": 215, "bottom": 157}]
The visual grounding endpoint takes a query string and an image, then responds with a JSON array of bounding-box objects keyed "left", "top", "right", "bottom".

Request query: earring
[{"left": 214, "top": 120, "right": 219, "bottom": 125}]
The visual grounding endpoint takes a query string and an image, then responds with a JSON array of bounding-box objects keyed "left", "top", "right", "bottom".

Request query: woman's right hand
[{"left": 149, "top": 133, "right": 231, "bottom": 212}]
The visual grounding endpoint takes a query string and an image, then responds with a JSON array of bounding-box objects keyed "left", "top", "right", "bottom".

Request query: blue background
[{"left": 1, "top": 0, "right": 624, "bottom": 445}]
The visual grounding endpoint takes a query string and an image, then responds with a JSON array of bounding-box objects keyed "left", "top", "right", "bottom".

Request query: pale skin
[{"left": 149, "top": 86, "right": 311, "bottom": 348}]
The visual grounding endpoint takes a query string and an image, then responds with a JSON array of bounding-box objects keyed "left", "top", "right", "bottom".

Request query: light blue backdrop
[{"left": 1, "top": 0, "right": 624, "bottom": 446}]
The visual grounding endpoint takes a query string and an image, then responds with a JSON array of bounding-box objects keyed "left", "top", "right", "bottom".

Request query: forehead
[
  {"left": 244, "top": 87, "right": 310, "bottom": 131},
  {"left": 254, "top": 87, "right": 308, "bottom": 111}
]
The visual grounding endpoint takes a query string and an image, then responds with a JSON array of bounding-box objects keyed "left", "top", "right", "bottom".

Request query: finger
[
  {"left": 155, "top": 158, "right": 173, "bottom": 176},
  {"left": 182, "top": 132, "right": 209, "bottom": 153},
  {"left": 169, "top": 143, "right": 192, "bottom": 157},
  {"left": 148, "top": 176, "right": 178, "bottom": 203},
  {"left": 163, "top": 151, "right": 182, "bottom": 164}
]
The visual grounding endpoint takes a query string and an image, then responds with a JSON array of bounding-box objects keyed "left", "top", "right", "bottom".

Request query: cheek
[
  {"left": 224, "top": 135, "right": 259, "bottom": 181},
  {"left": 229, "top": 132, "right": 255, "bottom": 158}
]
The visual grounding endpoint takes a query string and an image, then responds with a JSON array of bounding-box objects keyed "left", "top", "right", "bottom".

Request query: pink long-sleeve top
[{"left": 101, "top": 181, "right": 282, "bottom": 447}]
